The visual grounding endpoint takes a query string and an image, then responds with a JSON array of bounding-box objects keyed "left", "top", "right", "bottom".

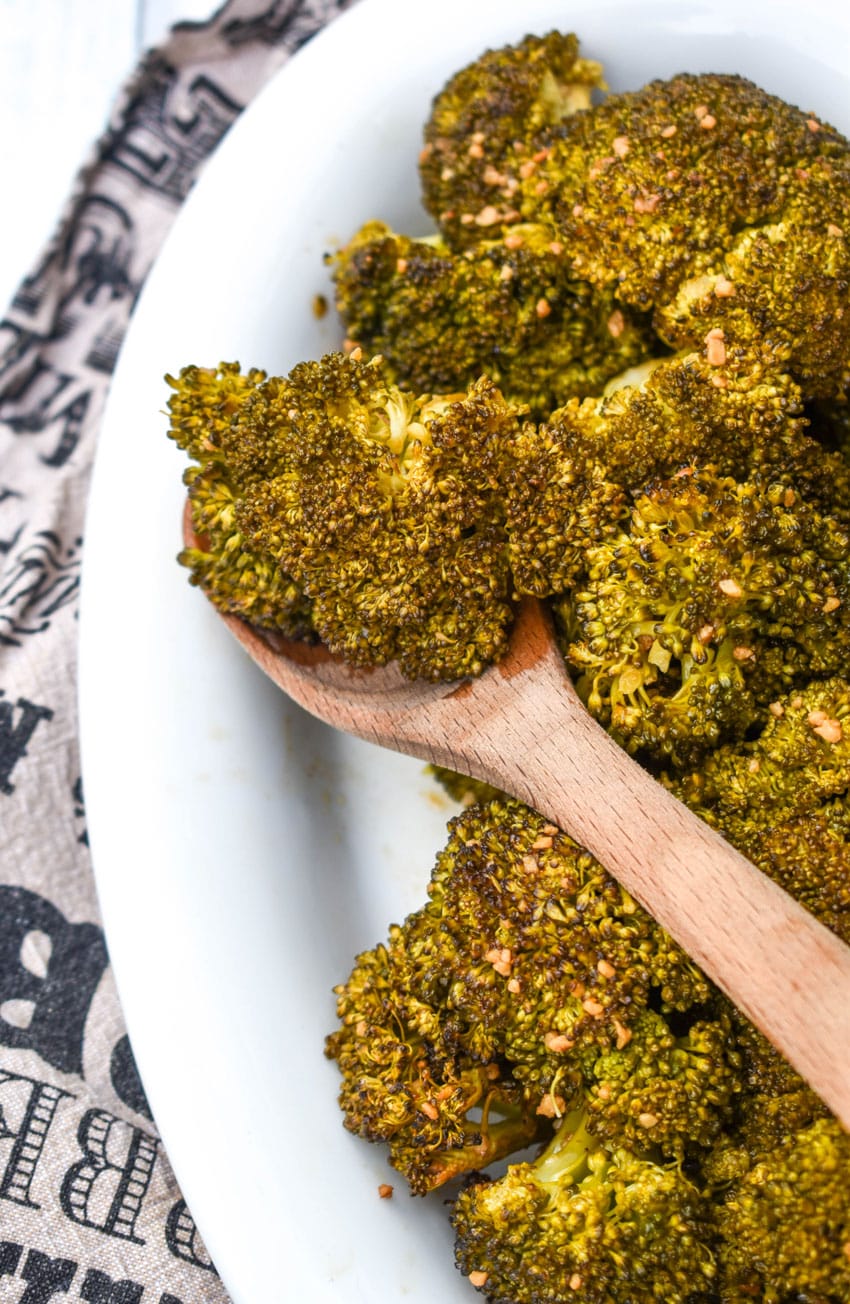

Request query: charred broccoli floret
[
  {"left": 332, "top": 221, "right": 654, "bottom": 417},
  {"left": 580, "top": 1006, "right": 740, "bottom": 1159},
  {"left": 672, "top": 678, "right": 850, "bottom": 834},
  {"left": 721, "top": 1013, "right": 829, "bottom": 1166},
  {"left": 453, "top": 1102, "right": 716, "bottom": 1304},
  {"left": 654, "top": 159, "right": 850, "bottom": 401},
  {"left": 698, "top": 1016, "right": 850, "bottom": 1302},
  {"left": 553, "top": 468, "right": 850, "bottom": 768},
  {"left": 669, "top": 680, "right": 850, "bottom": 944},
  {"left": 323, "top": 928, "right": 545, "bottom": 1196},
  {"left": 427, "top": 764, "right": 506, "bottom": 808},
  {"left": 715, "top": 1116, "right": 850, "bottom": 1302},
  {"left": 513, "top": 70, "right": 850, "bottom": 401},
  {"left": 170, "top": 352, "right": 524, "bottom": 681},
  {"left": 420, "top": 31, "right": 604, "bottom": 249},
  {"left": 326, "top": 799, "right": 742, "bottom": 1195},
  {"left": 521, "top": 72, "right": 849, "bottom": 312},
  {"left": 751, "top": 811, "right": 850, "bottom": 946},
  {"left": 166, "top": 363, "right": 314, "bottom": 637},
  {"left": 503, "top": 347, "right": 816, "bottom": 600}
]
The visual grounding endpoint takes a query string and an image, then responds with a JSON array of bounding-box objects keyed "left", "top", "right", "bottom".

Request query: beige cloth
[{"left": 0, "top": 2, "right": 351, "bottom": 1298}]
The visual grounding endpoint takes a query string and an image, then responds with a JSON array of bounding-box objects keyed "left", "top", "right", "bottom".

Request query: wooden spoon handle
[
  {"left": 213, "top": 583, "right": 850, "bottom": 1127},
  {"left": 443, "top": 650, "right": 850, "bottom": 1130}
]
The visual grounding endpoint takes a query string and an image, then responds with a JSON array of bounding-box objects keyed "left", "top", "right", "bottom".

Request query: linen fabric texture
[{"left": 0, "top": 2, "right": 351, "bottom": 1298}]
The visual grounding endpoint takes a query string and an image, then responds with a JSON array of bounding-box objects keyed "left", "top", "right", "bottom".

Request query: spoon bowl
[{"left": 186, "top": 509, "right": 850, "bottom": 1128}]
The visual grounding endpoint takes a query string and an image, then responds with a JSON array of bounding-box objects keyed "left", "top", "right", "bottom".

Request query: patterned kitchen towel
[{"left": 0, "top": 2, "right": 352, "bottom": 1300}]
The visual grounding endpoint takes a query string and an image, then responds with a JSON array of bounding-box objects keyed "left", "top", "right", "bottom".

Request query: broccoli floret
[
  {"left": 726, "top": 1013, "right": 829, "bottom": 1159},
  {"left": 326, "top": 799, "right": 742, "bottom": 1195},
  {"left": 700, "top": 1013, "right": 832, "bottom": 1294},
  {"left": 752, "top": 812, "right": 850, "bottom": 946},
  {"left": 427, "top": 764, "right": 506, "bottom": 808},
  {"left": 582, "top": 1006, "right": 740, "bottom": 1159},
  {"left": 332, "top": 220, "right": 655, "bottom": 417},
  {"left": 453, "top": 1102, "right": 716, "bottom": 1304},
  {"left": 715, "top": 1116, "right": 850, "bottom": 1302},
  {"left": 420, "top": 31, "right": 604, "bottom": 249},
  {"left": 166, "top": 363, "right": 314, "bottom": 637},
  {"left": 553, "top": 468, "right": 850, "bottom": 768},
  {"left": 324, "top": 933, "right": 545, "bottom": 1195},
  {"left": 521, "top": 73, "right": 849, "bottom": 314},
  {"left": 699, "top": 1013, "right": 849, "bottom": 1303},
  {"left": 504, "top": 347, "right": 814, "bottom": 600},
  {"left": 654, "top": 156, "right": 850, "bottom": 401},
  {"left": 672, "top": 678, "right": 850, "bottom": 833},
  {"left": 668, "top": 680, "right": 850, "bottom": 950},
  {"left": 422, "top": 800, "right": 712, "bottom": 1077},
  {"left": 169, "top": 352, "right": 524, "bottom": 681}
]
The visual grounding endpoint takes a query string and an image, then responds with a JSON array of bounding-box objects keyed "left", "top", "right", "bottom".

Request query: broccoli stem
[
  {"left": 426, "top": 1097, "right": 542, "bottom": 1189},
  {"left": 534, "top": 1104, "right": 604, "bottom": 1189}
]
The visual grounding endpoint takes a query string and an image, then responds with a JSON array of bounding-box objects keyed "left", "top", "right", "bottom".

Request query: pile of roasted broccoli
[
  {"left": 329, "top": 712, "right": 850, "bottom": 1301},
  {"left": 166, "top": 28, "right": 850, "bottom": 1303}
]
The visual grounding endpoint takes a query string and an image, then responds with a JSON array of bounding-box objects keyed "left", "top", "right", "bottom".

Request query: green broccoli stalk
[{"left": 453, "top": 1101, "right": 717, "bottom": 1304}]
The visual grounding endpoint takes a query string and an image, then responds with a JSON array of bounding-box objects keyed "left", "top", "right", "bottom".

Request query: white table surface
[{"left": 0, "top": 0, "right": 217, "bottom": 315}]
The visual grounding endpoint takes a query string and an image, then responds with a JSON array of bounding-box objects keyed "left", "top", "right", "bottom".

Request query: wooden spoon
[{"left": 187, "top": 512, "right": 850, "bottom": 1127}]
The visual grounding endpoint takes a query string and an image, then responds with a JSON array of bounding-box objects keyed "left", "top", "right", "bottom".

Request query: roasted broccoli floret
[
  {"left": 332, "top": 220, "right": 655, "bottom": 417},
  {"left": 166, "top": 363, "right": 314, "bottom": 637},
  {"left": 326, "top": 799, "right": 743, "bottom": 1195},
  {"left": 453, "top": 1102, "right": 716, "bottom": 1304},
  {"left": 668, "top": 680, "right": 850, "bottom": 947},
  {"left": 427, "top": 764, "right": 505, "bottom": 808},
  {"left": 503, "top": 346, "right": 818, "bottom": 601},
  {"left": 751, "top": 811, "right": 850, "bottom": 946},
  {"left": 553, "top": 467, "right": 850, "bottom": 768},
  {"left": 715, "top": 1116, "right": 850, "bottom": 1302},
  {"left": 672, "top": 678, "right": 850, "bottom": 835},
  {"left": 420, "top": 31, "right": 604, "bottom": 249},
  {"left": 698, "top": 1017, "right": 850, "bottom": 1303},
  {"left": 580, "top": 1006, "right": 740, "bottom": 1159},
  {"left": 170, "top": 352, "right": 524, "bottom": 681},
  {"left": 323, "top": 928, "right": 544, "bottom": 1196},
  {"left": 512, "top": 70, "right": 850, "bottom": 401},
  {"left": 327, "top": 790, "right": 850, "bottom": 1291},
  {"left": 654, "top": 160, "right": 850, "bottom": 401},
  {"left": 521, "top": 71, "right": 849, "bottom": 310}
]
